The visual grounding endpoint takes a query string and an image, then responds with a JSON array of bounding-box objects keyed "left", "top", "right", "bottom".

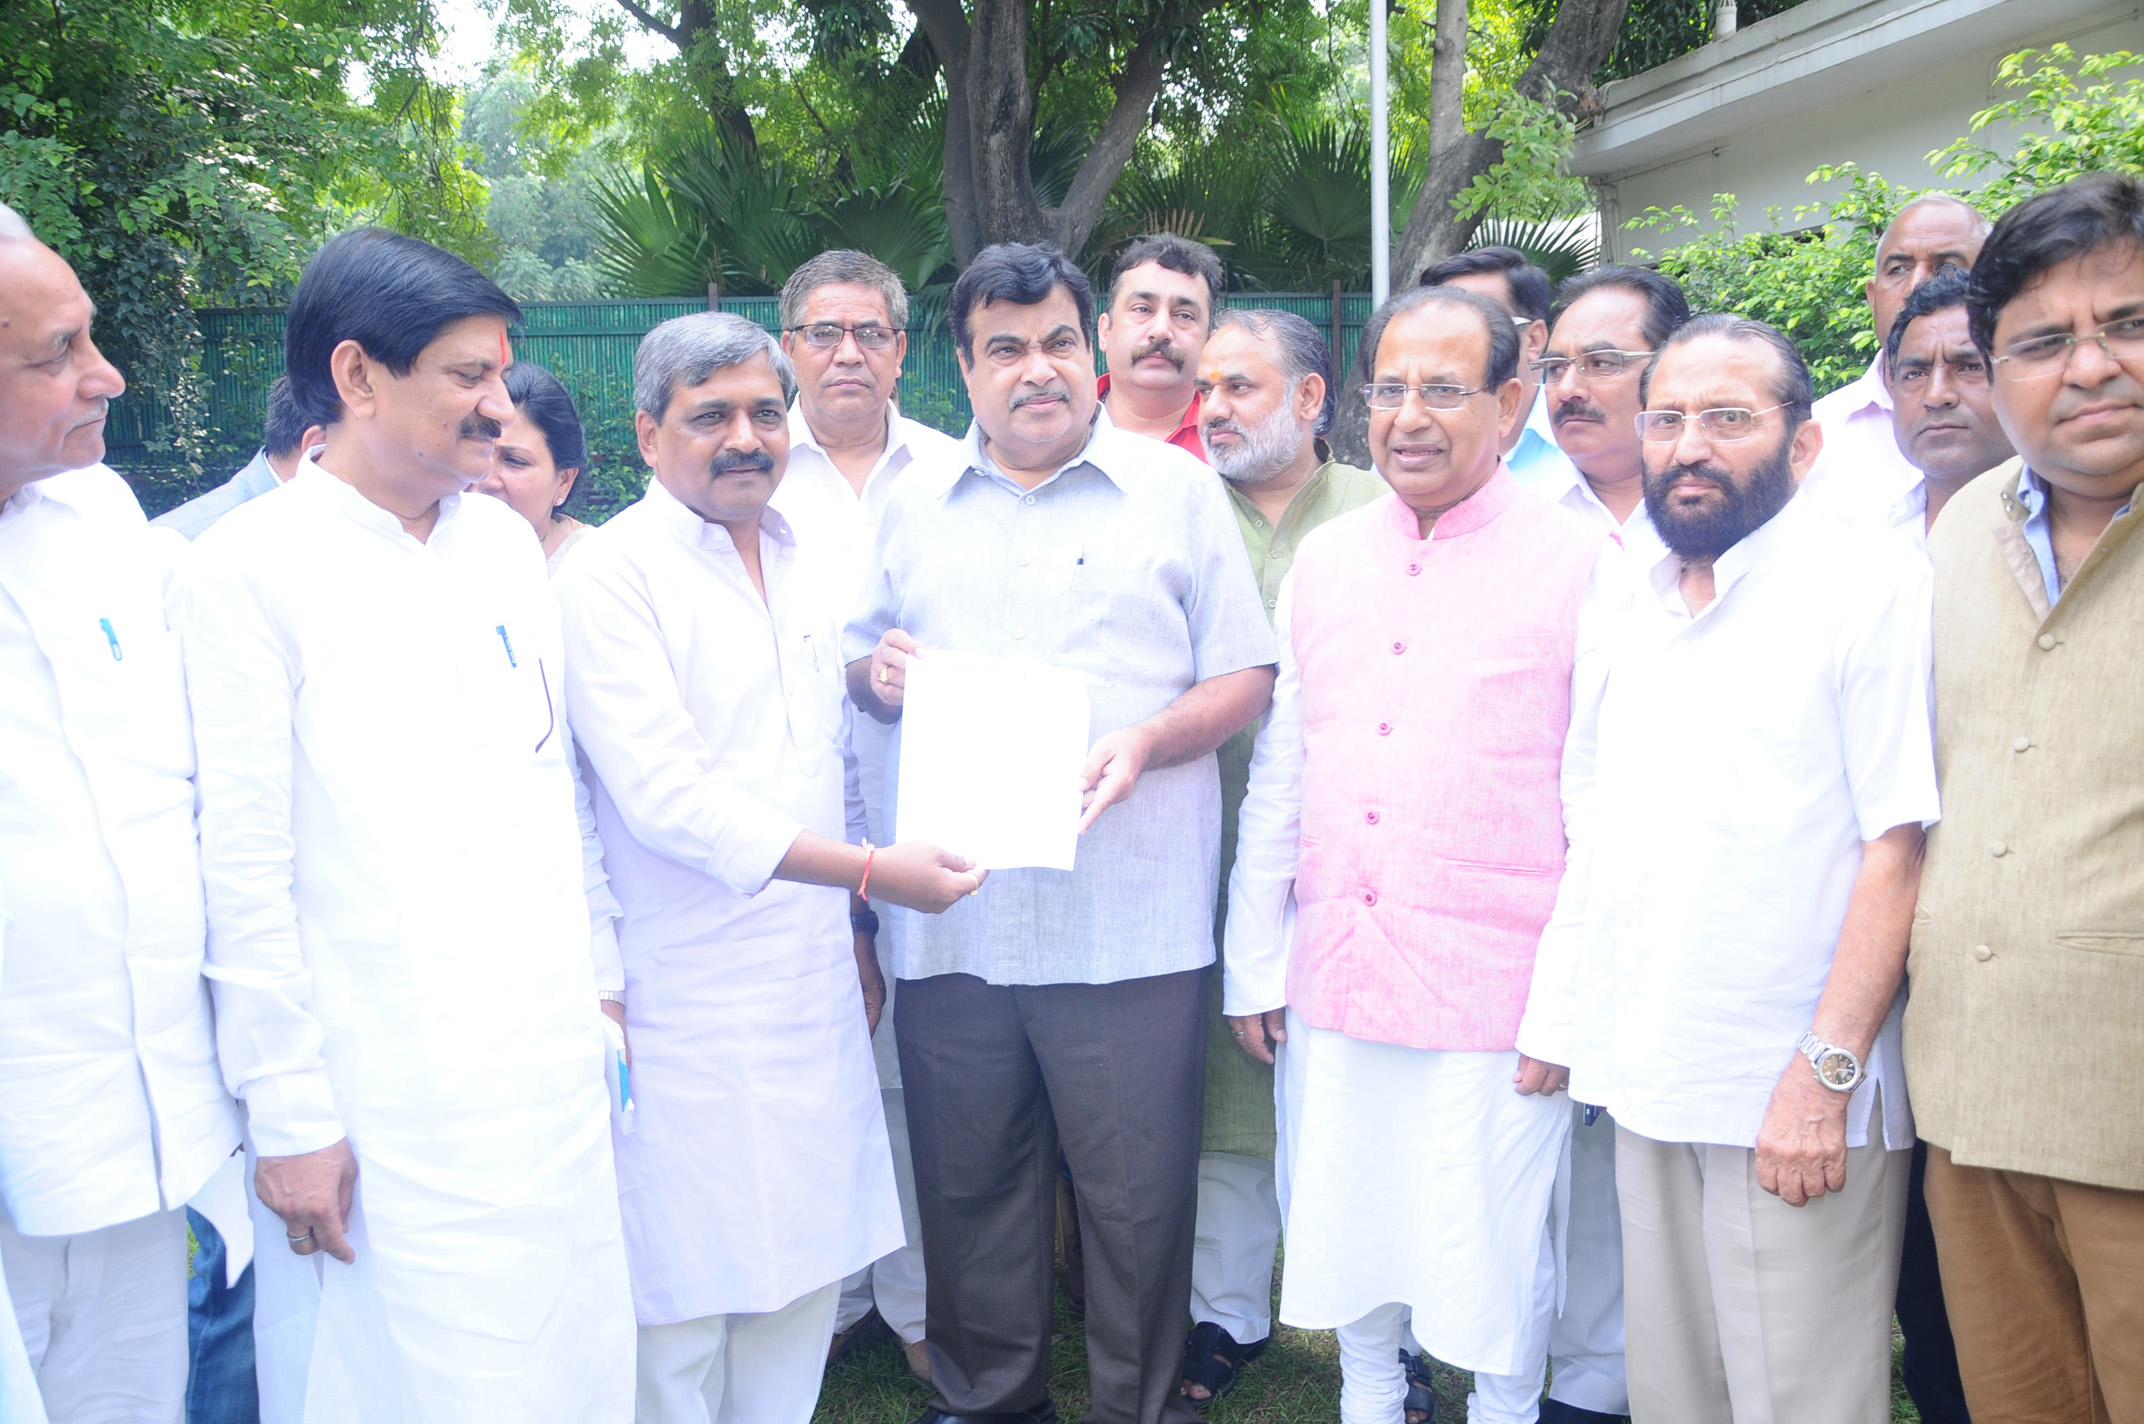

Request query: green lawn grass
[{"left": 814, "top": 1271, "right": 1927, "bottom": 1423}]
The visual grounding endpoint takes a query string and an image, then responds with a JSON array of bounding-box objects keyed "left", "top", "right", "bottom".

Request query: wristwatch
[
  {"left": 1797, "top": 1029, "right": 1863, "bottom": 1093},
  {"left": 851, "top": 908, "right": 881, "bottom": 936}
]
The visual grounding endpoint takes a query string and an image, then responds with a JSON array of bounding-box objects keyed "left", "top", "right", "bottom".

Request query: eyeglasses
[
  {"left": 787, "top": 322, "right": 898, "bottom": 351},
  {"left": 1362, "top": 381, "right": 1491, "bottom": 411},
  {"left": 1635, "top": 404, "right": 1791, "bottom": 442},
  {"left": 1991, "top": 317, "right": 2144, "bottom": 380},
  {"left": 1530, "top": 349, "right": 1656, "bottom": 383},
  {"left": 1890, "top": 355, "right": 1991, "bottom": 392}
]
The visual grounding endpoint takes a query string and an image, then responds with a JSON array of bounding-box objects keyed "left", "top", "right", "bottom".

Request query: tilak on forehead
[{"left": 500, "top": 328, "right": 512, "bottom": 367}]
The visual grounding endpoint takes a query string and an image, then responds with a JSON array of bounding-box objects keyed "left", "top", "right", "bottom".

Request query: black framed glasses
[
  {"left": 787, "top": 322, "right": 899, "bottom": 351},
  {"left": 1361, "top": 381, "right": 1491, "bottom": 411}
]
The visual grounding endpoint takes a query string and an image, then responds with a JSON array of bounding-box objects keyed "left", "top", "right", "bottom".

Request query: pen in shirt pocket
[
  {"left": 495, "top": 624, "right": 518, "bottom": 668},
  {"left": 99, "top": 617, "right": 123, "bottom": 661},
  {"left": 803, "top": 632, "right": 820, "bottom": 669}
]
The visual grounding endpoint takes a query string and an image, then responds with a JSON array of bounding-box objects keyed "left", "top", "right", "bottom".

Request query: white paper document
[{"left": 896, "top": 650, "right": 1091, "bottom": 871}]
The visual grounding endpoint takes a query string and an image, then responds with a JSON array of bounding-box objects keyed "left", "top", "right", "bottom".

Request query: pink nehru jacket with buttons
[{"left": 1286, "top": 467, "right": 1604, "bottom": 1051}]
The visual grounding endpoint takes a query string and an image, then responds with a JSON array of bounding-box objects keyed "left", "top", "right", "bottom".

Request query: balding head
[
  {"left": 1868, "top": 195, "right": 1991, "bottom": 344},
  {"left": 0, "top": 214, "right": 126, "bottom": 499}
]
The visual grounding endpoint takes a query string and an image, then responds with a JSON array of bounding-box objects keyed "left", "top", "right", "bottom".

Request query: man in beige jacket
[{"left": 1908, "top": 171, "right": 2144, "bottom": 1423}]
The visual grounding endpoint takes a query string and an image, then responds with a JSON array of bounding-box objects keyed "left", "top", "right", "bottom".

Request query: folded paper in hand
[{"left": 896, "top": 650, "right": 1090, "bottom": 871}]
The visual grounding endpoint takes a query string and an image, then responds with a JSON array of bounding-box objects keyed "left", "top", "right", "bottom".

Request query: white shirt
[
  {"left": 1521, "top": 456, "right": 1667, "bottom": 567},
  {"left": 770, "top": 403, "right": 965, "bottom": 629},
  {"left": 1804, "top": 355, "right": 1922, "bottom": 521},
  {"left": 167, "top": 461, "right": 633, "bottom": 1417},
  {"left": 0, "top": 467, "right": 240, "bottom": 1237},
  {"left": 556, "top": 479, "right": 899, "bottom": 1321},
  {"left": 1517, "top": 496, "right": 1939, "bottom": 1151}
]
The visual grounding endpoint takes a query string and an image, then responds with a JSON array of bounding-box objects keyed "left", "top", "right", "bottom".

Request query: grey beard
[{"left": 1209, "top": 404, "right": 1310, "bottom": 486}]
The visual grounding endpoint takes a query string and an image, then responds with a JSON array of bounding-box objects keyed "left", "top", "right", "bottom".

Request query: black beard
[{"left": 1643, "top": 434, "right": 1798, "bottom": 561}]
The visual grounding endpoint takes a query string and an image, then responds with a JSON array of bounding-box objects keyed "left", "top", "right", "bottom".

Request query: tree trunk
[
  {"left": 608, "top": 0, "right": 759, "bottom": 152},
  {"left": 909, "top": 0, "right": 1214, "bottom": 263}
]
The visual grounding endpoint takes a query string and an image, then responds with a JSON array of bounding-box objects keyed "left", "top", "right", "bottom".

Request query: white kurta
[
  {"left": 556, "top": 480, "right": 901, "bottom": 1325},
  {"left": 0, "top": 468, "right": 241, "bottom": 1238},
  {"left": 166, "top": 463, "right": 633, "bottom": 1423}
]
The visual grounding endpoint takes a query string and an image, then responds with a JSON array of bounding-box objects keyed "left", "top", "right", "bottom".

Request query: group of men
[{"left": 0, "top": 166, "right": 2138, "bottom": 1424}]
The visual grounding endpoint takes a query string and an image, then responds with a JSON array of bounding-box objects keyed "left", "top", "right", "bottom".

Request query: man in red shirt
[{"left": 1098, "top": 234, "right": 1221, "bottom": 459}]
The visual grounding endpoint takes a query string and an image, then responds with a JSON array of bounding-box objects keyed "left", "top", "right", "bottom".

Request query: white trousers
[
  {"left": 1547, "top": 1104, "right": 1628, "bottom": 1413},
  {"left": 637, "top": 1278, "right": 841, "bottom": 1424},
  {"left": 1335, "top": 1216, "right": 1556, "bottom": 1424},
  {"left": 0, "top": 1207, "right": 187, "bottom": 1424},
  {"left": 1189, "top": 1152, "right": 1281, "bottom": 1344}
]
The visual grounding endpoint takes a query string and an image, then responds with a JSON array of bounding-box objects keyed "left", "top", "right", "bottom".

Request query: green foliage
[
  {"left": 1467, "top": 216, "right": 1600, "bottom": 283},
  {"left": 1929, "top": 44, "right": 2144, "bottom": 207},
  {"left": 1627, "top": 164, "right": 1932, "bottom": 394},
  {"left": 1451, "top": 93, "right": 1590, "bottom": 224}
]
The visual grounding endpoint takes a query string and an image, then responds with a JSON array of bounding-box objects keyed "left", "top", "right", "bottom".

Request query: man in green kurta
[{"left": 1179, "top": 308, "right": 1384, "bottom": 1407}]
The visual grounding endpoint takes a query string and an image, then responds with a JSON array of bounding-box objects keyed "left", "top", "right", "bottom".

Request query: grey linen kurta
[{"left": 842, "top": 415, "right": 1278, "bottom": 987}]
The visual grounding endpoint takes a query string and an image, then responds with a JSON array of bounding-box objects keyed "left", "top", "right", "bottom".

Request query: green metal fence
[{"left": 110, "top": 292, "right": 1376, "bottom": 519}]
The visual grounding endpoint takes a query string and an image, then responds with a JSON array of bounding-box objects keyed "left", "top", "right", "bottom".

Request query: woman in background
[{"left": 476, "top": 361, "right": 592, "bottom": 574}]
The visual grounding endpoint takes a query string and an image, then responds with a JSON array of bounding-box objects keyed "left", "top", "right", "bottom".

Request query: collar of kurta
[
  {"left": 1840, "top": 352, "right": 1893, "bottom": 419},
  {"left": 292, "top": 458, "right": 463, "bottom": 546},
  {"left": 642, "top": 471, "right": 797, "bottom": 552},
  {"left": 785, "top": 399, "right": 914, "bottom": 467},
  {"left": 1375, "top": 460, "right": 1518, "bottom": 543}
]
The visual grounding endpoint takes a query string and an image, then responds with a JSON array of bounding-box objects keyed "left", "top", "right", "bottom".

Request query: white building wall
[{"left": 1582, "top": 2, "right": 2144, "bottom": 262}]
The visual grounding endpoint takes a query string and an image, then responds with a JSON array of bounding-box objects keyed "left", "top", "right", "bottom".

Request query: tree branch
[
  {"left": 1048, "top": 2, "right": 1214, "bottom": 254},
  {"left": 607, "top": 0, "right": 682, "bottom": 49}
]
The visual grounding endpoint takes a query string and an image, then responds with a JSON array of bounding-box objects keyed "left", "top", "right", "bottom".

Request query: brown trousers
[{"left": 1923, "top": 1147, "right": 2144, "bottom": 1424}]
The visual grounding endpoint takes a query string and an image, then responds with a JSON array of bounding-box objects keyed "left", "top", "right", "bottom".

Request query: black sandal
[
  {"left": 1400, "top": 1348, "right": 1438, "bottom": 1424},
  {"left": 1179, "top": 1321, "right": 1268, "bottom": 1409}
]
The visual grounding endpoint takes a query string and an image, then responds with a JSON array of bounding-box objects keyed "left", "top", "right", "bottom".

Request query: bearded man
[{"left": 1519, "top": 315, "right": 1938, "bottom": 1424}]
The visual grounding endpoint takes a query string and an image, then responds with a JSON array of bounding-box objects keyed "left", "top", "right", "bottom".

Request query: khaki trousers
[
  {"left": 1922, "top": 1147, "right": 2144, "bottom": 1424},
  {"left": 1616, "top": 1122, "right": 1908, "bottom": 1424}
]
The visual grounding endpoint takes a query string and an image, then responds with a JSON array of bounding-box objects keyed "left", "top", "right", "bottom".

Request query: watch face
[{"left": 1816, "top": 1050, "right": 1859, "bottom": 1089}]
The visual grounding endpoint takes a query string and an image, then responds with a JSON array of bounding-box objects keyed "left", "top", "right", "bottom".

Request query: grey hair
[
  {"left": 0, "top": 203, "right": 34, "bottom": 242},
  {"left": 779, "top": 250, "right": 909, "bottom": 331},
  {"left": 1214, "top": 308, "right": 1338, "bottom": 436},
  {"left": 634, "top": 312, "right": 796, "bottom": 421}
]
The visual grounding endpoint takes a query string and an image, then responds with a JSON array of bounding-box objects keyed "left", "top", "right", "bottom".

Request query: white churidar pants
[
  {"left": 832, "top": 949, "right": 927, "bottom": 1346},
  {"left": 1546, "top": 1103, "right": 1628, "bottom": 1413},
  {"left": 636, "top": 1278, "right": 841, "bottom": 1424},
  {"left": 0, "top": 1206, "right": 187, "bottom": 1424},
  {"left": 1334, "top": 1215, "right": 1555, "bottom": 1424},
  {"left": 1190, "top": 1151, "right": 1281, "bottom": 1344}
]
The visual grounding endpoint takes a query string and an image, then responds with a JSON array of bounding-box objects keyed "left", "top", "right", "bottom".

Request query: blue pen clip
[
  {"left": 1582, "top": 1104, "right": 1603, "bottom": 1127},
  {"left": 99, "top": 617, "right": 123, "bottom": 661},
  {"left": 495, "top": 624, "right": 517, "bottom": 668}
]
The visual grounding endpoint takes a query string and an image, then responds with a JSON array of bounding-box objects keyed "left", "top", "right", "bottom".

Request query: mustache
[
  {"left": 459, "top": 413, "right": 503, "bottom": 441},
  {"left": 1204, "top": 418, "right": 1246, "bottom": 441},
  {"left": 1133, "top": 337, "right": 1184, "bottom": 369},
  {"left": 1010, "top": 384, "right": 1072, "bottom": 410},
  {"left": 1657, "top": 460, "right": 1734, "bottom": 490},
  {"left": 707, "top": 450, "right": 775, "bottom": 478},
  {"left": 1551, "top": 398, "right": 1607, "bottom": 425}
]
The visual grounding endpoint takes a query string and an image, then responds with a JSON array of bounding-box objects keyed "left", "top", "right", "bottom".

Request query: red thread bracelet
[{"left": 858, "top": 841, "right": 876, "bottom": 900}]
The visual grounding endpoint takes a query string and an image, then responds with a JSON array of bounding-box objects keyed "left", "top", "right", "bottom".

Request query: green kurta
[{"left": 1203, "top": 458, "right": 1387, "bottom": 1157}]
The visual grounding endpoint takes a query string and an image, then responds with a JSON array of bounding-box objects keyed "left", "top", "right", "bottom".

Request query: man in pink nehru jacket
[{"left": 1222, "top": 283, "right": 1612, "bottom": 1424}]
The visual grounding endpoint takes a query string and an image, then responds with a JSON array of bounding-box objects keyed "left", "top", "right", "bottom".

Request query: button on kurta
[
  {"left": 1362, "top": 890, "right": 1377, "bottom": 906},
  {"left": 1406, "top": 562, "right": 1421, "bottom": 576},
  {"left": 2037, "top": 633, "right": 2057, "bottom": 650},
  {"left": 1365, "top": 811, "right": 1380, "bottom": 825},
  {"left": 2012, "top": 736, "right": 2031, "bottom": 753},
  {"left": 1023, "top": 494, "right": 1037, "bottom": 506},
  {"left": 1377, "top": 722, "right": 1391, "bottom": 735},
  {"left": 1989, "top": 840, "right": 2008, "bottom": 858},
  {"left": 1972, "top": 944, "right": 1994, "bottom": 962},
  {"left": 1391, "top": 641, "right": 1405, "bottom": 655}
]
